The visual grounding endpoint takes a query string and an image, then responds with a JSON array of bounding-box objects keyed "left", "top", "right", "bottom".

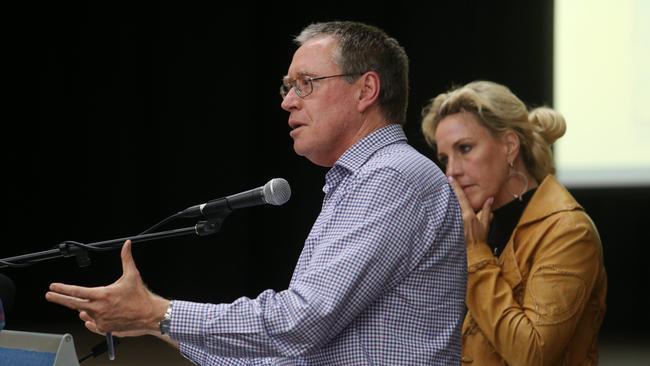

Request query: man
[{"left": 46, "top": 21, "right": 466, "bottom": 365}]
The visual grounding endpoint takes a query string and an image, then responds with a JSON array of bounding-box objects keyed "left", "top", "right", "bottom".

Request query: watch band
[{"left": 159, "top": 301, "right": 173, "bottom": 336}]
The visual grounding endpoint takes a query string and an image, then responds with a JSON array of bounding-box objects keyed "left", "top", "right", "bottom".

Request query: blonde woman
[{"left": 421, "top": 80, "right": 607, "bottom": 365}]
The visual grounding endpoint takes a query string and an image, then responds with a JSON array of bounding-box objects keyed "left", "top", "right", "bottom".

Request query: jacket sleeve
[{"left": 465, "top": 211, "right": 603, "bottom": 366}]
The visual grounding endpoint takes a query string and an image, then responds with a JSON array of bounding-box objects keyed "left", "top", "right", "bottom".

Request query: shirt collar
[{"left": 323, "top": 124, "right": 407, "bottom": 193}]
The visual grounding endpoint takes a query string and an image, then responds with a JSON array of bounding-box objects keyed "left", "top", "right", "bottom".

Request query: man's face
[{"left": 281, "top": 36, "right": 360, "bottom": 167}]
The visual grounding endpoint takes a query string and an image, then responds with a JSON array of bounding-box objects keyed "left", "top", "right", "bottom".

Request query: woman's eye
[
  {"left": 459, "top": 144, "right": 472, "bottom": 153},
  {"left": 438, "top": 156, "right": 448, "bottom": 165}
]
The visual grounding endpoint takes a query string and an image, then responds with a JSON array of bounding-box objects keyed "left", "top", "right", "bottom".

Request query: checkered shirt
[{"left": 170, "top": 124, "right": 466, "bottom": 365}]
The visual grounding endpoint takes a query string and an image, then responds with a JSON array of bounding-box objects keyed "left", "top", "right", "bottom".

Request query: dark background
[{"left": 3, "top": 0, "right": 648, "bottom": 342}]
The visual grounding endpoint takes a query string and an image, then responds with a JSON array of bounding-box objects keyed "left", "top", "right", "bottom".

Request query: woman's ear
[
  {"left": 501, "top": 130, "right": 520, "bottom": 163},
  {"left": 357, "top": 71, "right": 380, "bottom": 113}
]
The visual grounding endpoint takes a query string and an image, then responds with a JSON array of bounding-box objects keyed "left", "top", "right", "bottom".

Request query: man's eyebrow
[{"left": 286, "top": 71, "right": 315, "bottom": 79}]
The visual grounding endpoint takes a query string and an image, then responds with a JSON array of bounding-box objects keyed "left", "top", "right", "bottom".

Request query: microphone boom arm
[
  {"left": 0, "top": 217, "right": 226, "bottom": 269},
  {"left": 1, "top": 178, "right": 290, "bottom": 269}
]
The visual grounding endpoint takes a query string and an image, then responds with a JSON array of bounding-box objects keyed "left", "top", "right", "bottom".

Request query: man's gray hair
[{"left": 295, "top": 21, "right": 409, "bottom": 125}]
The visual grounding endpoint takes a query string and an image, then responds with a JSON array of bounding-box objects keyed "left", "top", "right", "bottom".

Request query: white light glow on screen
[{"left": 554, "top": 0, "right": 650, "bottom": 187}]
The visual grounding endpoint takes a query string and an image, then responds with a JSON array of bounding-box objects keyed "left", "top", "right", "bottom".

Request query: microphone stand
[
  {"left": 0, "top": 212, "right": 229, "bottom": 363},
  {"left": 0, "top": 217, "right": 227, "bottom": 269}
]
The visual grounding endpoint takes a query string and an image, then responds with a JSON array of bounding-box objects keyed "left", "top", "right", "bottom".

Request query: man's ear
[
  {"left": 357, "top": 71, "right": 380, "bottom": 113},
  {"left": 501, "top": 130, "right": 521, "bottom": 163}
]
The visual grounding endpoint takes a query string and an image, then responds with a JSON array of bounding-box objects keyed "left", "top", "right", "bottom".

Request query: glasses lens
[
  {"left": 279, "top": 76, "right": 317, "bottom": 99},
  {"left": 295, "top": 76, "right": 312, "bottom": 98}
]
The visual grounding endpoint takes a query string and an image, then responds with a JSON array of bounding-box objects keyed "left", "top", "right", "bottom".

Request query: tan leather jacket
[{"left": 461, "top": 175, "right": 607, "bottom": 366}]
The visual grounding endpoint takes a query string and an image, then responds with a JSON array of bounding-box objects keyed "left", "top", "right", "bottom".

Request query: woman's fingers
[{"left": 447, "top": 176, "right": 473, "bottom": 216}]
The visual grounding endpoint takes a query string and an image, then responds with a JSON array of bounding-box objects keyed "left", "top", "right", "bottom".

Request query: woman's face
[{"left": 434, "top": 112, "right": 512, "bottom": 211}]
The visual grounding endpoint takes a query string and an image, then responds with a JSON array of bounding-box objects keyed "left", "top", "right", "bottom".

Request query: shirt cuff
[
  {"left": 170, "top": 300, "right": 227, "bottom": 346},
  {"left": 466, "top": 242, "right": 496, "bottom": 272}
]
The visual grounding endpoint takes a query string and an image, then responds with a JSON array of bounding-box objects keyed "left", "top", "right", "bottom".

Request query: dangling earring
[{"left": 506, "top": 161, "right": 528, "bottom": 201}]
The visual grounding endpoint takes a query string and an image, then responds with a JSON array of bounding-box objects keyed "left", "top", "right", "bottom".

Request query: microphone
[{"left": 179, "top": 178, "right": 291, "bottom": 219}]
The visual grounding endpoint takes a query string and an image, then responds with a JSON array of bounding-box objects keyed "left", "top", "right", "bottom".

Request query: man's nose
[{"left": 281, "top": 88, "right": 300, "bottom": 112}]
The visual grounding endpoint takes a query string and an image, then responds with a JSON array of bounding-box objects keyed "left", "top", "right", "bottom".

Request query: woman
[{"left": 421, "top": 81, "right": 607, "bottom": 365}]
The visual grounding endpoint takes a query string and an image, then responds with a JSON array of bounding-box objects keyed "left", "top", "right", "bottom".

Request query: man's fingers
[
  {"left": 45, "top": 291, "right": 90, "bottom": 311},
  {"left": 48, "top": 283, "right": 100, "bottom": 300},
  {"left": 79, "top": 310, "right": 94, "bottom": 323},
  {"left": 84, "top": 320, "right": 103, "bottom": 335},
  {"left": 78, "top": 311, "right": 103, "bottom": 334}
]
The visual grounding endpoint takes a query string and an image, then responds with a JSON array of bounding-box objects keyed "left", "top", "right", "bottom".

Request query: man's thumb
[{"left": 121, "top": 240, "right": 138, "bottom": 274}]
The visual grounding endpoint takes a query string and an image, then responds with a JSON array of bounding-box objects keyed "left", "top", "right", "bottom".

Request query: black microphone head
[
  {"left": 263, "top": 178, "right": 291, "bottom": 206},
  {"left": 0, "top": 273, "right": 15, "bottom": 313}
]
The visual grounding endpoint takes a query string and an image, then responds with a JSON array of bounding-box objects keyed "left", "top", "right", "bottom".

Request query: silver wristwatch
[{"left": 159, "top": 301, "right": 173, "bottom": 335}]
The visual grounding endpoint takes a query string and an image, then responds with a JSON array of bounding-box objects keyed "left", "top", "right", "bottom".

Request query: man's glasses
[{"left": 280, "top": 73, "right": 361, "bottom": 99}]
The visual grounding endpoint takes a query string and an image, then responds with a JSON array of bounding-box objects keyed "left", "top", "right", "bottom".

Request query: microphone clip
[
  {"left": 195, "top": 215, "right": 228, "bottom": 237},
  {"left": 58, "top": 242, "right": 92, "bottom": 268}
]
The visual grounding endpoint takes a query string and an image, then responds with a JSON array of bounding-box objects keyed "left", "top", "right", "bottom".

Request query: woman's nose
[{"left": 445, "top": 158, "right": 461, "bottom": 176}]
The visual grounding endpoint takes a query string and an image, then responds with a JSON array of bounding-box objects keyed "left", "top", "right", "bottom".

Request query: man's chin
[{"left": 292, "top": 142, "right": 306, "bottom": 157}]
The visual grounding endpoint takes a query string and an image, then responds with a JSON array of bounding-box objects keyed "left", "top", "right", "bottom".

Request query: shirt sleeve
[
  {"left": 179, "top": 339, "right": 274, "bottom": 366},
  {"left": 168, "top": 167, "right": 438, "bottom": 359},
  {"left": 465, "top": 211, "right": 604, "bottom": 366}
]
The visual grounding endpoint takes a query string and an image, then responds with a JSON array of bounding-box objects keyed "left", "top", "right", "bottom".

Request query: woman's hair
[
  {"left": 421, "top": 80, "right": 566, "bottom": 182},
  {"left": 295, "top": 21, "right": 409, "bottom": 125}
]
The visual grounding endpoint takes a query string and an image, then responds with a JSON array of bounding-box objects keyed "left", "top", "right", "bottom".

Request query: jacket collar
[
  {"left": 497, "top": 175, "right": 583, "bottom": 288},
  {"left": 517, "top": 175, "right": 583, "bottom": 227}
]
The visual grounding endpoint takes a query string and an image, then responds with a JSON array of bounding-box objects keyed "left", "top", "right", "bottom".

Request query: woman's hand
[{"left": 447, "top": 176, "right": 493, "bottom": 246}]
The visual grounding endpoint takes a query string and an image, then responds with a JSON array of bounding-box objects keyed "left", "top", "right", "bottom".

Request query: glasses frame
[{"left": 280, "top": 73, "right": 362, "bottom": 99}]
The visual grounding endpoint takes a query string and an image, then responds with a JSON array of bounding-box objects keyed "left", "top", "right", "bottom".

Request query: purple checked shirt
[{"left": 169, "top": 124, "right": 466, "bottom": 365}]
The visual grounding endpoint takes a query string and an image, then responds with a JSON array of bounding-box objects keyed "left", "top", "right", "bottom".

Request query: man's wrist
[{"left": 159, "top": 300, "right": 173, "bottom": 335}]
